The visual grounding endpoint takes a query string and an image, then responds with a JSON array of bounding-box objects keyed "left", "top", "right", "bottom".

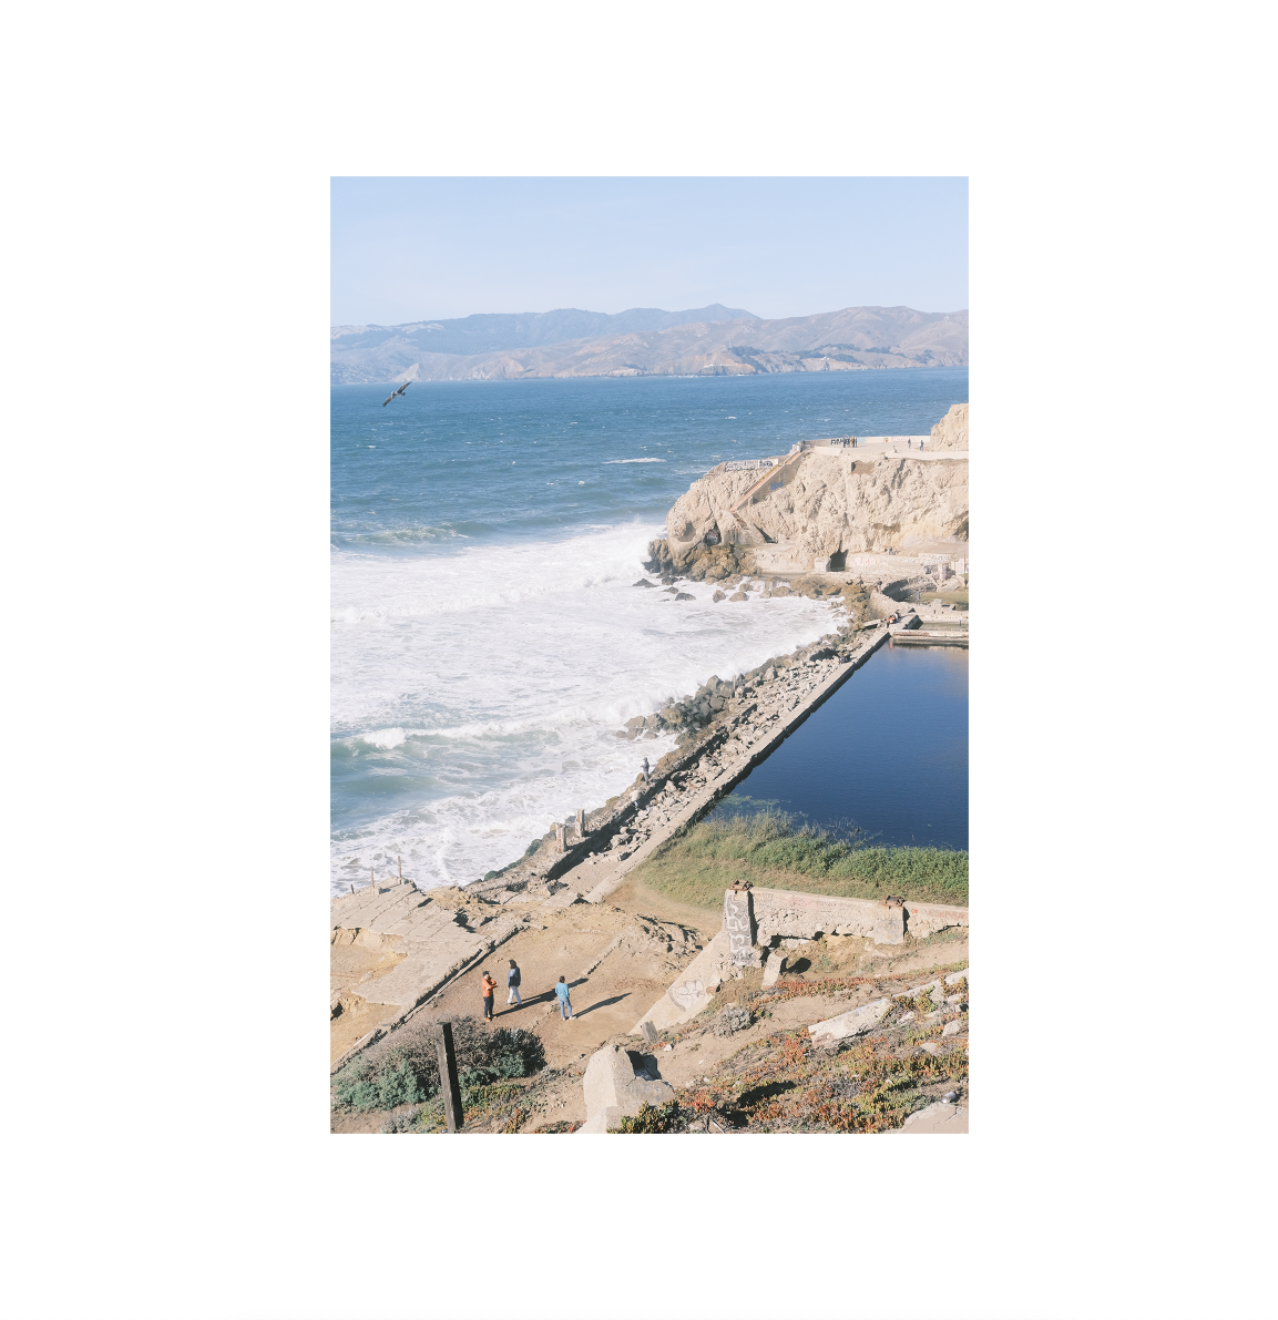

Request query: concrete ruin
[
  {"left": 748, "top": 886, "right": 968, "bottom": 946},
  {"left": 631, "top": 887, "right": 969, "bottom": 1038}
]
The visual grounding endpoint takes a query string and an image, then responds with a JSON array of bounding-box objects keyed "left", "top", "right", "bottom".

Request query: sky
[{"left": 331, "top": 177, "right": 967, "bottom": 326}]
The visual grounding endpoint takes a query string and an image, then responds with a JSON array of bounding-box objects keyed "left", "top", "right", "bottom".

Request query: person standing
[
  {"left": 480, "top": 970, "right": 497, "bottom": 1022},
  {"left": 554, "top": 975, "right": 573, "bottom": 1020},
  {"left": 641, "top": 756, "right": 650, "bottom": 784},
  {"left": 506, "top": 959, "right": 522, "bottom": 1006}
]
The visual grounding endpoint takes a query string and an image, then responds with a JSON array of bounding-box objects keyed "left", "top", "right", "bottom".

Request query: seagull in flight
[{"left": 382, "top": 381, "right": 411, "bottom": 406}]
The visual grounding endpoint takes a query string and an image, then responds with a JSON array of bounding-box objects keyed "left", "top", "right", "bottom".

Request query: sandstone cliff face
[
  {"left": 661, "top": 447, "right": 968, "bottom": 569},
  {"left": 929, "top": 403, "right": 968, "bottom": 451}
]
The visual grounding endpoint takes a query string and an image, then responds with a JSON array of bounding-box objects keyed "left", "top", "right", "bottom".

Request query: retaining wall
[{"left": 749, "top": 886, "right": 967, "bottom": 946}]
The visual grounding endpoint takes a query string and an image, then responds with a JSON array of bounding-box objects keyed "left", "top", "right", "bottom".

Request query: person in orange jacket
[{"left": 480, "top": 970, "right": 497, "bottom": 1022}]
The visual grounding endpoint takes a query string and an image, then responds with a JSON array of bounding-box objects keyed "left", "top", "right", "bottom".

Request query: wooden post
[
  {"left": 556, "top": 824, "right": 566, "bottom": 853},
  {"left": 435, "top": 1020, "right": 464, "bottom": 1133},
  {"left": 575, "top": 808, "right": 585, "bottom": 839},
  {"left": 370, "top": 867, "right": 375, "bottom": 892},
  {"left": 398, "top": 854, "right": 403, "bottom": 882}
]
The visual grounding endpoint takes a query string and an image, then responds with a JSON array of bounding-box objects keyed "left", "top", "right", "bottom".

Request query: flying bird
[{"left": 382, "top": 381, "right": 411, "bottom": 406}]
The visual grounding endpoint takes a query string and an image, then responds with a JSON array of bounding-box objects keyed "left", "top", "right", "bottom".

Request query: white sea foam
[
  {"left": 604, "top": 458, "right": 665, "bottom": 463},
  {"left": 357, "top": 728, "right": 414, "bottom": 749},
  {"left": 330, "top": 522, "right": 837, "bottom": 894}
]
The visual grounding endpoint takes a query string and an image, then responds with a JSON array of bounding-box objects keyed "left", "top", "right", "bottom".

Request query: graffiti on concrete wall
[{"left": 724, "top": 891, "right": 755, "bottom": 965}]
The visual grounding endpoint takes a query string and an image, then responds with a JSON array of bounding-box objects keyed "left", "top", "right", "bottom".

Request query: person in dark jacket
[{"left": 506, "top": 959, "right": 522, "bottom": 1006}]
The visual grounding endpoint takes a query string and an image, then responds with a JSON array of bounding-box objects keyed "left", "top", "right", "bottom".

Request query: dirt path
[{"left": 404, "top": 899, "right": 712, "bottom": 1074}]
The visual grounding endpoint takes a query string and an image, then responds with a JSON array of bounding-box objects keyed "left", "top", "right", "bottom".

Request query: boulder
[
  {"left": 808, "top": 997, "right": 892, "bottom": 1043},
  {"left": 761, "top": 951, "right": 787, "bottom": 986},
  {"left": 942, "top": 1018, "right": 965, "bottom": 1037},
  {"left": 712, "top": 590, "right": 726, "bottom": 603},
  {"left": 729, "top": 591, "right": 748, "bottom": 602},
  {"left": 674, "top": 592, "right": 695, "bottom": 601},
  {"left": 578, "top": 1044, "right": 675, "bottom": 1133},
  {"left": 887, "top": 1101, "right": 968, "bottom": 1134},
  {"left": 633, "top": 579, "right": 656, "bottom": 588}
]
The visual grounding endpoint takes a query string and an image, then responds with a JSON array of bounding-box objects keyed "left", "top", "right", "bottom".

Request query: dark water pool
[{"left": 710, "top": 640, "right": 968, "bottom": 849}]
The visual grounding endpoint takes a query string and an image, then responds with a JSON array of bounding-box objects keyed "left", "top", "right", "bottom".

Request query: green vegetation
[
  {"left": 635, "top": 810, "right": 967, "bottom": 910},
  {"left": 920, "top": 588, "right": 969, "bottom": 609},
  {"left": 332, "top": 1015, "right": 545, "bottom": 1113},
  {"left": 611, "top": 1101, "right": 685, "bottom": 1134}
]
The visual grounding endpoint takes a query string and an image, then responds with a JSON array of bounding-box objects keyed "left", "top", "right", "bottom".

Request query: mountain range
[{"left": 330, "top": 304, "right": 967, "bottom": 384}]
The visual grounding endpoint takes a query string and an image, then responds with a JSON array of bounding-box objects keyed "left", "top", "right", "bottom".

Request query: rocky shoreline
[
  {"left": 466, "top": 406, "right": 970, "bottom": 902},
  {"left": 464, "top": 547, "right": 962, "bottom": 907}
]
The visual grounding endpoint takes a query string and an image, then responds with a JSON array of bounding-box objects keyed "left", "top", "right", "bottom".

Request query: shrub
[
  {"left": 332, "top": 1016, "right": 546, "bottom": 1113},
  {"left": 380, "top": 1107, "right": 421, "bottom": 1134},
  {"left": 710, "top": 1004, "right": 753, "bottom": 1037},
  {"left": 613, "top": 1101, "right": 685, "bottom": 1134}
]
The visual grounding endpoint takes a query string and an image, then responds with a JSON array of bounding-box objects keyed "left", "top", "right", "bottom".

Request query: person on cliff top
[
  {"left": 506, "top": 959, "right": 522, "bottom": 1007},
  {"left": 480, "top": 970, "right": 497, "bottom": 1022},
  {"left": 554, "top": 975, "right": 574, "bottom": 1021},
  {"left": 641, "top": 756, "right": 650, "bottom": 784}
]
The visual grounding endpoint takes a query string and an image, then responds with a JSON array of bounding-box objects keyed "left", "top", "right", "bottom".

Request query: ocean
[{"left": 331, "top": 367, "right": 968, "bottom": 895}]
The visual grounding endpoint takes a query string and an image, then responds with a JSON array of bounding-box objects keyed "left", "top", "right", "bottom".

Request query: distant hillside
[
  {"left": 331, "top": 305, "right": 968, "bottom": 384},
  {"left": 330, "top": 304, "right": 755, "bottom": 384}
]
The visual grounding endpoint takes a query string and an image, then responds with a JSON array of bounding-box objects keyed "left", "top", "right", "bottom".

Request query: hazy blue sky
[{"left": 331, "top": 177, "right": 967, "bottom": 327}]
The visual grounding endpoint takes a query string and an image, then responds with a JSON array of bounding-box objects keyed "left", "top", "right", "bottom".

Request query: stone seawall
[{"left": 466, "top": 619, "right": 892, "bottom": 905}]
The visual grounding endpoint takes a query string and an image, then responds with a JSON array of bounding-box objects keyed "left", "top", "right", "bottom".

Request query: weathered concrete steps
[{"left": 330, "top": 883, "right": 528, "bottom": 1070}]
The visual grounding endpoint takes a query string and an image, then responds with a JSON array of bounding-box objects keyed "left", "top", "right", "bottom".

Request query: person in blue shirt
[
  {"left": 554, "top": 975, "right": 573, "bottom": 1020},
  {"left": 506, "top": 959, "right": 522, "bottom": 1006}
]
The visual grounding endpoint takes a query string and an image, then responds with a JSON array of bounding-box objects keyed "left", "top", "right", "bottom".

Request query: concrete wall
[
  {"left": 903, "top": 900, "right": 969, "bottom": 939},
  {"left": 749, "top": 887, "right": 967, "bottom": 946}
]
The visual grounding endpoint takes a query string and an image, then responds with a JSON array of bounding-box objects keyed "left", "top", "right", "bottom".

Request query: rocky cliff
[
  {"left": 653, "top": 439, "right": 968, "bottom": 574},
  {"left": 929, "top": 403, "right": 968, "bottom": 451}
]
